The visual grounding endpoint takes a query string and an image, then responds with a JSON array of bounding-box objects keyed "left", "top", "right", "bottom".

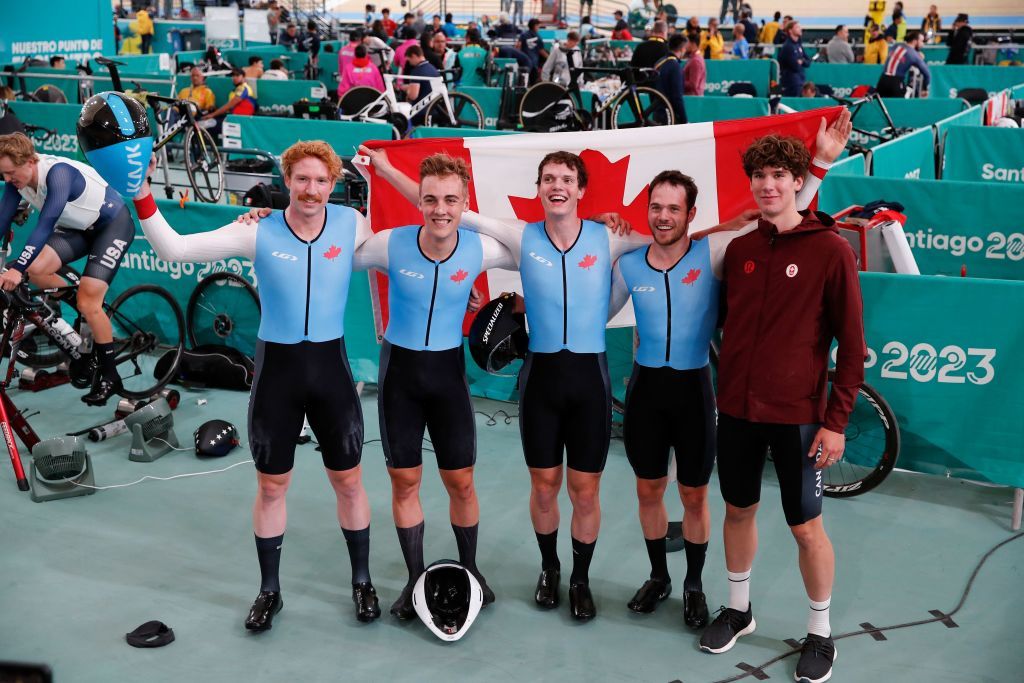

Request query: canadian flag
[{"left": 363, "top": 106, "right": 842, "bottom": 336}]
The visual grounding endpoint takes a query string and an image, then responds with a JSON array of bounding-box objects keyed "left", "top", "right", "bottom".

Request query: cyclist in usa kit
[
  {"left": 131, "top": 141, "right": 381, "bottom": 632},
  {"left": 0, "top": 133, "right": 136, "bottom": 405},
  {"left": 362, "top": 146, "right": 648, "bottom": 621},
  {"left": 352, "top": 154, "right": 515, "bottom": 619}
]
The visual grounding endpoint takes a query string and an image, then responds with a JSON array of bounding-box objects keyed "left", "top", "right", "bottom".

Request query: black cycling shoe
[
  {"left": 683, "top": 590, "right": 710, "bottom": 629},
  {"left": 569, "top": 582, "right": 596, "bottom": 621},
  {"left": 352, "top": 582, "right": 381, "bottom": 622},
  {"left": 474, "top": 572, "right": 496, "bottom": 606},
  {"left": 69, "top": 353, "right": 98, "bottom": 389},
  {"left": 81, "top": 374, "right": 122, "bottom": 406},
  {"left": 245, "top": 591, "right": 283, "bottom": 631},
  {"left": 627, "top": 578, "right": 672, "bottom": 613},
  {"left": 534, "top": 568, "right": 560, "bottom": 609},
  {"left": 389, "top": 583, "right": 416, "bottom": 620}
]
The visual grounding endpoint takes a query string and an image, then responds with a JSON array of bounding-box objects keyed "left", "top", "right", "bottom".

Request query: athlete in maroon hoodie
[{"left": 699, "top": 133, "right": 863, "bottom": 683}]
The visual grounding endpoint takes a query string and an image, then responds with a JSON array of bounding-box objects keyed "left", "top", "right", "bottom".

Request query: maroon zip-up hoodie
[{"left": 717, "top": 210, "right": 865, "bottom": 432}]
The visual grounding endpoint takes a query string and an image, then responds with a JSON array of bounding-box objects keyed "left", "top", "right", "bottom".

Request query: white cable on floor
[{"left": 68, "top": 459, "right": 253, "bottom": 491}]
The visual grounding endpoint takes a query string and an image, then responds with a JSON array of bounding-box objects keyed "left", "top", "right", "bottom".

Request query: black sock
[
  {"left": 683, "top": 540, "right": 708, "bottom": 592},
  {"left": 396, "top": 521, "right": 425, "bottom": 585},
  {"left": 645, "top": 536, "right": 670, "bottom": 581},
  {"left": 342, "top": 526, "right": 370, "bottom": 585},
  {"left": 535, "top": 530, "right": 560, "bottom": 571},
  {"left": 94, "top": 342, "right": 117, "bottom": 380},
  {"left": 569, "top": 537, "right": 596, "bottom": 585},
  {"left": 255, "top": 533, "right": 283, "bottom": 593},
  {"left": 452, "top": 523, "right": 479, "bottom": 575}
]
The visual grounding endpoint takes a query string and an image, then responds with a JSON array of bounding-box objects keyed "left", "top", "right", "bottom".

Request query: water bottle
[{"left": 50, "top": 317, "right": 83, "bottom": 349}]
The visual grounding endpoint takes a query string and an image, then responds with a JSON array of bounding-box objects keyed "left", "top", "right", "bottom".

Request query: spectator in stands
[
  {"left": 519, "top": 18, "right": 549, "bottom": 80},
  {"left": 542, "top": 32, "right": 583, "bottom": 86},
  {"left": 774, "top": 15, "right": 793, "bottom": 44},
  {"left": 443, "top": 13, "right": 458, "bottom": 38},
  {"left": 777, "top": 20, "right": 810, "bottom": 96},
  {"left": 826, "top": 25, "right": 855, "bottom": 64},
  {"left": 493, "top": 12, "right": 520, "bottom": 40},
  {"left": 267, "top": 0, "right": 282, "bottom": 44},
  {"left": 685, "top": 16, "right": 701, "bottom": 45},
  {"left": 731, "top": 23, "right": 750, "bottom": 59},
  {"left": 178, "top": 66, "right": 216, "bottom": 114},
  {"left": 760, "top": 11, "right": 782, "bottom": 44},
  {"left": 394, "top": 37, "right": 419, "bottom": 69},
  {"left": 48, "top": 56, "right": 66, "bottom": 70},
  {"left": 381, "top": 8, "right": 398, "bottom": 37},
  {"left": 922, "top": 5, "right": 942, "bottom": 43},
  {"left": 654, "top": 33, "right": 688, "bottom": 123},
  {"left": 946, "top": 13, "right": 972, "bottom": 65},
  {"left": 864, "top": 22, "right": 889, "bottom": 64},
  {"left": 455, "top": 28, "right": 488, "bottom": 84},
  {"left": 413, "top": 9, "right": 427, "bottom": 36},
  {"left": 202, "top": 68, "right": 257, "bottom": 137},
  {"left": 302, "top": 20, "right": 323, "bottom": 77},
  {"left": 340, "top": 29, "right": 363, "bottom": 73},
  {"left": 512, "top": 0, "right": 525, "bottom": 28},
  {"left": 801, "top": 81, "right": 817, "bottom": 97},
  {"left": 430, "top": 31, "right": 457, "bottom": 71},
  {"left": 580, "top": 15, "right": 599, "bottom": 39},
  {"left": 244, "top": 56, "right": 264, "bottom": 79},
  {"left": 401, "top": 45, "right": 439, "bottom": 124},
  {"left": 136, "top": 6, "right": 155, "bottom": 55},
  {"left": 280, "top": 23, "right": 300, "bottom": 50},
  {"left": 632, "top": 20, "right": 670, "bottom": 70},
  {"left": 369, "top": 19, "right": 389, "bottom": 44},
  {"left": 683, "top": 34, "right": 706, "bottom": 96},
  {"left": 338, "top": 45, "right": 385, "bottom": 98},
  {"left": 739, "top": 10, "right": 758, "bottom": 47},
  {"left": 200, "top": 46, "right": 233, "bottom": 73},
  {"left": 877, "top": 29, "right": 930, "bottom": 97},
  {"left": 885, "top": 9, "right": 908, "bottom": 43},
  {"left": 700, "top": 17, "right": 725, "bottom": 60},
  {"left": 364, "top": 4, "right": 375, "bottom": 26},
  {"left": 262, "top": 58, "right": 289, "bottom": 80},
  {"left": 431, "top": 15, "right": 444, "bottom": 36},
  {"left": 580, "top": 0, "right": 594, "bottom": 24},
  {"left": 718, "top": 0, "right": 739, "bottom": 25},
  {"left": 612, "top": 11, "right": 634, "bottom": 40},
  {"left": 398, "top": 12, "right": 417, "bottom": 39}
]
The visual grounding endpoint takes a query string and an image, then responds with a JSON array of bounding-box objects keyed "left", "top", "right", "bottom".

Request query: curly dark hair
[
  {"left": 741, "top": 134, "right": 811, "bottom": 179},
  {"left": 536, "top": 151, "right": 588, "bottom": 189}
]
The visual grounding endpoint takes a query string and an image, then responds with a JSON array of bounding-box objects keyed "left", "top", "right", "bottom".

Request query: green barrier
[
  {"left": 411, "top": 127, "right": 519, "bottom": 138},
  {"left": 941, "top": 126, "right": 1024, "bottom": 183},
  {"left": 857, "top": 272, "right": 1024, "bottom": 487},
  {"left": 683, "top": 96, "right": 770, "bottom": 122},
  {"left": 455, "top": 86, "right": 502, "bottom": 129},
  {"left": 830, "top": 153, "right": 867, "bottom": 176},
  {"left": 870, "top": 126, "right": 936, "bottom": 179},
  {"left": 920, "top": 45, "right": 951, "bottom": 64},
  {"left": 803, "top": 63, "right": 882, "bottom": 98},
  {"left": 820, "top": 175, "right": 1024, "bottom": 280},
  {"left": 4, "top": 102, "right": 85, "bottom": 160},
  {"left": 223, "top": 115, "right": 392, "bottom": 156},
  {"left": 704, "top": 59, "right": 774, "bottom": 97},
  {"left": 929, "top": 65, "right": 1024, "bottom": 99},
  {"left": 89, "top": 54, "right": 170, "bottom": 76},
  {"left": 224, "top": 48, "right": 309, "bottom": 78},
  {"left": 13, "top": 68, "right": 81, "bottom": 105},
  {"left": 933, "top": 103, "right": 983, "bottom": 141},
  {"left": 1013, "top": 83, "right": 1024, "bottom": 99}
]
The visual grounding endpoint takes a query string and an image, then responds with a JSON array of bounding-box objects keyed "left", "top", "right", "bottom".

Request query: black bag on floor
[{"left": 155, "top": 344, "right": 254, "bottom": 391}]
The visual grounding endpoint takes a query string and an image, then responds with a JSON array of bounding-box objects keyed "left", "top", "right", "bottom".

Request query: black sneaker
[
  {"left": 389, "top": 582, "right": 415, "bottom": 620},
  {"left": 627, "top": 578, "right": 671, "bottom": 613},
  {"left": 698, "top": 604, "right": 756, "bottom": 654},
  {"left": 245, "top": 591, "right": 283, "bottom": 631},
  {"left": 473, "top": 571, "right": 496, "bottom": 606},
  {"left": 352, "top": 582, "right": 381, "bottom": 622},
  {"left": 534, "top": 568, "right": 560, "bottom": 609},
  {"left": 683, "top": 590, "right": 710, "bottom": 629},
  {"left": 568, "top": 582, "right": 596, "bottom": 621},
  {"left": 795, "top": 633, "right": 837, "bottom": 683}
]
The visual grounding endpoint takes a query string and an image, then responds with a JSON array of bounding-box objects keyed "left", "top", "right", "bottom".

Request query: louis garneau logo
[
  {"left": 528, "top": 251, "right": 553, "bottom": 266},
  {"left": 632, "top": 285, "right": 655, "bottom": 293},
  {"left": 399, "top": 269, "right": 425, "bottom": 279},
  {"left": 272, "top": 251, "right": 298, "bottom": 261}
]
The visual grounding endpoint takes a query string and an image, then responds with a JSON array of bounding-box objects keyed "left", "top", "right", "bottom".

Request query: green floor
[{"left": 1, "top": 381, "right": 1021, "bottom": 683}]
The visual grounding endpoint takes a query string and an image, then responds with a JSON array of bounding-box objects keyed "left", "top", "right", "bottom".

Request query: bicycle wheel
[
  {"left": 518, "top": 82, "right": 581, "bottom": 132},
  {"left": 107, "top": 284, "right": 185, "bottom": 400},
  {"left": 11, "top": 265, "right": 81, "bottom": 369},
  {"left": 822, "top": 378, "right": 900, "bottom": 498},
  {"left": 423, "top": 92, "right": 485, "bottom": 129},
  {"left": 338, "top": 86, "right": 392, "bottom": 119},
  {"left": 183, "top": 124, "right": 224, "bottom": 203},
  {"left": 186, "top": 272, "right": 260, "bottom": 358},
  {"left": 610, "top": 87, "right": 675, "bottom": 129}
]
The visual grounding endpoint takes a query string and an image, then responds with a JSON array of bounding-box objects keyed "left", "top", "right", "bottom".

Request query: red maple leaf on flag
[
  {"left": 450, "top": 269, "right": 469, "bottom": 283},
  {"left": 506, "top": 150, "right": 651, "bottom": 233},
  {"left": 578, "top": 254, "right": 598, "bottom": 269},
  {"left": 682, "top": 268, "right": 701, "bottom": 285},
  {"left": 323, "top": 245, "right": 342, "bottom": 260}
]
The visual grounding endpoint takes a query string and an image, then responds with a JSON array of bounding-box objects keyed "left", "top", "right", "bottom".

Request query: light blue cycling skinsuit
[{"left": 354, "top": 224, "right": 514, "bottom": 470}]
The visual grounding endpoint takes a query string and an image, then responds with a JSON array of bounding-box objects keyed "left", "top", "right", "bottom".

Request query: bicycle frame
[
  {"left": 339, "top": 73, "right": 458, "bottom": 128},
  {"left": 566, "top": 65, "right": 654, "bottom": 126}
]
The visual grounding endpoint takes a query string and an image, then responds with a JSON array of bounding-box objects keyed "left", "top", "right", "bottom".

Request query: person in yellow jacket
[
  {"left": 699, "top": 17, "right": 725, "bottom": 60},
  {"left": 760, "top": 11, "right": 781, "bottom": 44},
  {"left": 863, "top": 22, "right": 889, "bottom": 64},
  {"left": 177, "top": 67, "right": 216, "bottom": 114},
  {"left": 136, "top": 6, "right": 155, "bottom": 54}
]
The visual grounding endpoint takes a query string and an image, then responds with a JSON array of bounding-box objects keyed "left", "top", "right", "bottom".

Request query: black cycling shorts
[
  {"left": 518, "top": 350, "right": 612, "bottom": 473},
  {"left": 378, "top": 341, "right": 476, "bottom": 471},
  {"left": 46, "top": 206, "right": 134, "bottom": 285},
  {"left": 623, "top": 363, "right": 716, "bottom": 484},
  {"left": 716, "top": 412, "right": 824, "bottom": 527},
  {"left": 248, "top": 338, "right": 363, "bottom": 475}
]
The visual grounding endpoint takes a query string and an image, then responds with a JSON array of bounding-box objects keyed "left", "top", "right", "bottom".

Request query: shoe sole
[
  {"left": 794, "top": 645, "right": 837, "bottom": 683},
  {"left": 698, "top": 617, "right": 756, "bottom": 654}
]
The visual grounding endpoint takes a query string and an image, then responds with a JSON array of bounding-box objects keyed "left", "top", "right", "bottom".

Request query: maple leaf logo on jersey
[
  {"left": 578, "top": 254, "right": 597, "bottom": 269},
  {"left": 451, "top": 269, "right": 469, "bottom": 283},
  {"left": 682, "top": 268, "right": 701, "bottom": 285},
  {"left": 323, "top": 245, "right": 342, "bottom": 260}
]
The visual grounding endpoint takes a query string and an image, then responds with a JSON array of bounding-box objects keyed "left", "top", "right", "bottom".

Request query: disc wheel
[
  {"left": 183, "top": 124, "right": 224, "bottom": 203},
  {"left": 424, "top": 92, "right": 485, "bottom": 129},
  {"left": 610, "top": 86, "right": 675, "bottom": 129},
  {"left": 338, "top": 86, "right": 391, "bottom": 118},
  {"left": 107, "top": 284, "right": 185, "bottom": 399},
  {"left": 186, "top": 272, "right": 260, "bottom": 358},
  {"left": 518, "top": 82, "right": 581, "bottom": 132}
]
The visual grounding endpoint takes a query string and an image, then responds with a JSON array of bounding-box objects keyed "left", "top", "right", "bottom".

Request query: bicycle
[
  {"left": 337, "top": 71, "right": 485, "bottom": 138},
  {"left": 517, "top": 65, "right": 674, "bottom": 132},
  {"left": 146, "top": 94, "right": 225, "bottom": 203}
]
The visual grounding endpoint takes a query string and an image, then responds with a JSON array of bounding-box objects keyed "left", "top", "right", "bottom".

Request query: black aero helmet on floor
[
  {"left": 193, "top": 419, "right": 240, "bottom": 457},
  {"left": 468, "top": 292, "right": 528, "bottom": 374},
  {"left": 412, "top": 560, "right": 484, "bottom": 642},
  {"left": 77, "top": 91, "right": 153, "bottom": 196}
]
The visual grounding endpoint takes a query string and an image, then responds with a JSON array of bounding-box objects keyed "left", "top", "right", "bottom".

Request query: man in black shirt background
[{"left": 631, "top": 21, "right": 670, "bottom": 71}]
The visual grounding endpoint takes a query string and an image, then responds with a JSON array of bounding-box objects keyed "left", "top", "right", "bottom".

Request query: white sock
[
  {"left": 808, "top": 597, "right": 831, "bottom": 637},
  {"left": 727, "top": 569, "right": 751, "bottom": 611}
]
